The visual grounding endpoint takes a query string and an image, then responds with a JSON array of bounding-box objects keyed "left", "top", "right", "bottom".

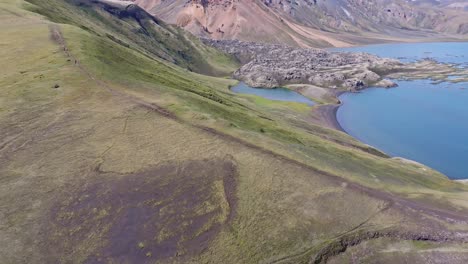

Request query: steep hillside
[
  {"left": 133, "top": 0, "right": 468, "bottom": 47},
  {"left": 2, "top": 0, "right": 468, "bottom": 263},
  {"left": 29, "top": 0, "right": 238, "bottom": 75}
]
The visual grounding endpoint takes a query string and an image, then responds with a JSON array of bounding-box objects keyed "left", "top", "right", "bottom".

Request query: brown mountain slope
[
  {"left": 132, "top": 0, "right": 351, "bottom": 47},
  {"left": 132, "top": 0, "right": 468, "bottom": 47}
]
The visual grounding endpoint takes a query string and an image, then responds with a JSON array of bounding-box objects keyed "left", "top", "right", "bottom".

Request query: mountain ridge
[{"left": 132, "top": 0, "right": 468, "bottom": 47}]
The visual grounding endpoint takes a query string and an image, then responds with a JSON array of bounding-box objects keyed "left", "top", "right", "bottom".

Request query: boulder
[
  {"left": 375, "top": 79, "right": 398, "bottom": 88},
  {"left": 354, "top": 70, "right": 380, "bottom": 84},
  {"left": 343, "top": 78, "right": 365, "bottom": 91}
]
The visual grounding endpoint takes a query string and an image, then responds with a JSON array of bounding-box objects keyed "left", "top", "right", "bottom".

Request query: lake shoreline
[
  {"left": 315, "top": 84, "right": 468, "bottom": 181},
  {"left": 313, "top": 104, "right": 345, "bottom": 132},
  {"left": 232, "top": 81, "right": 468, "bottom": 181},
  {"left": 227, "top": 40, "right": 468, "bottom": 181},
  {"left": 309, "top": 90, "right": 347, "bottom": 132},
  {"left": 327, "top": 81, "right": 468, "bottom": 180}
]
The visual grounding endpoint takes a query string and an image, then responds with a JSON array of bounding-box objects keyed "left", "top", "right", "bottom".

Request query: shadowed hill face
[{"left": 133, "top": 0, "right": 468, "bottom": 47}]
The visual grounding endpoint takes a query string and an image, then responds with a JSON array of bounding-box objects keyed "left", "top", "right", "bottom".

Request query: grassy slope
[
  {"left": 1, "top": 0, "right": 468, "bottom": 263},
  {"left": 27, "top": 0, "right": 239, "bottom": 76}
]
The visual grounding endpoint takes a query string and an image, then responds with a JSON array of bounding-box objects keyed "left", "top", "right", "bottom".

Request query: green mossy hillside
[{"left": 26, "top": 0, "right": 238, "bottom": 76}]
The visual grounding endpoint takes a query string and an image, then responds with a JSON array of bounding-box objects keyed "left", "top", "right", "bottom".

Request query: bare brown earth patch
[{"left": 42, "top": 158, "right": 237, "bottom": 263}]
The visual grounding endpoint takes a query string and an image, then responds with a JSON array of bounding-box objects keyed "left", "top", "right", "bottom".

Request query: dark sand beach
[{"left": 310, "top": 104, "right": 345, "bottom": 132}]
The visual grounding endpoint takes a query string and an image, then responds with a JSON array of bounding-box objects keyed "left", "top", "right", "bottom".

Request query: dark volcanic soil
[{"left": 42, "top": 159, "right": 238, "bottom": 263}]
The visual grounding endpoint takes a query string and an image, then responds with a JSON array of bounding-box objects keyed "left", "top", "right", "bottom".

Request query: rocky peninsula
[
  {"left": 204, "top": 39, "right": 468, "bottom": 91},
  {"left": 204, "top": 39, "right": 468, "bottom": 131},
  {"left": 204, "top": 39, "right": 403, "bottom": 90}
]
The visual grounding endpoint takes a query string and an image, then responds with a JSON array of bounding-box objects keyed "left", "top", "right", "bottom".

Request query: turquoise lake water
[
  {"left": 231, "top": 82, "right": 315, "bottom": 106},
  {"left": 335, "top": 42, "right": 468, "bottom": 179}
]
